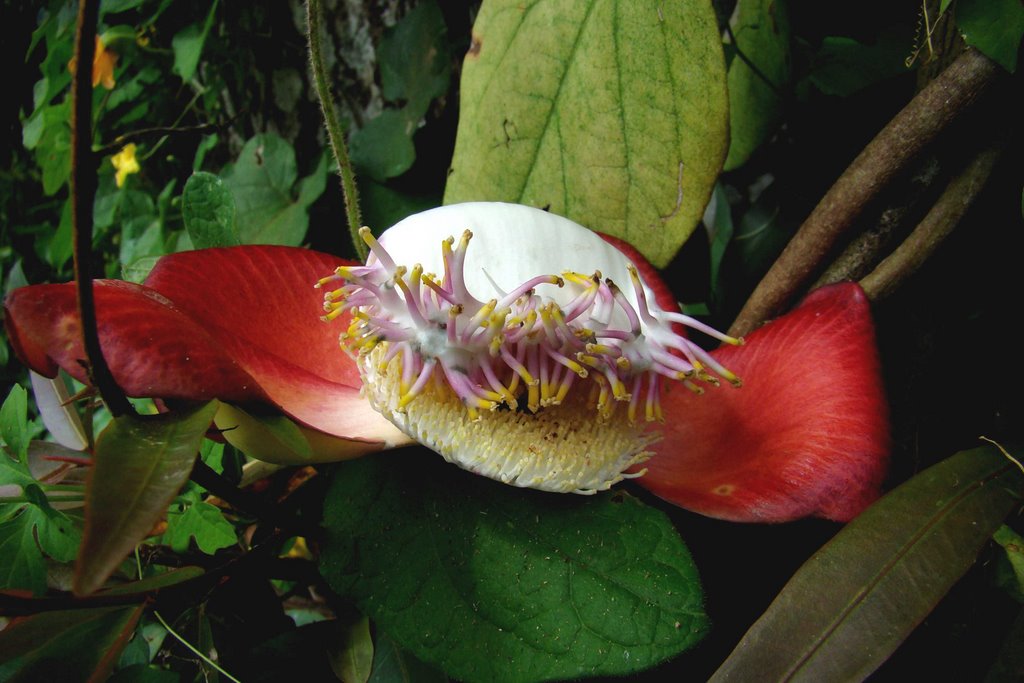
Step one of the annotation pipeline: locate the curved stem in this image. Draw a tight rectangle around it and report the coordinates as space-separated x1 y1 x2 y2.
307 0 367 261
859 145 1000 301
71 0 134 417
728 48 1001 337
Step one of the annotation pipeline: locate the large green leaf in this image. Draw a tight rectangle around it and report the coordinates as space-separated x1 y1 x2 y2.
320 452 708 683
74 401 218 595
723 0 791 170
0 511 47 595
0 605 144 682
709 444 1024 682
443 0 728 267
956 0 1024 73
222 134 327 245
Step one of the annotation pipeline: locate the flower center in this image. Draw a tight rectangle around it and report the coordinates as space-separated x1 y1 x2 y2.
315 203 743 493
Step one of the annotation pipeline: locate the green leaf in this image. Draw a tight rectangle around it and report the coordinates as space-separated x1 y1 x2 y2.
444 0 728 267
368 635 449 683
724 0 791 170
182 172 240 248
807 33 909 97
708 444 1024 683
74 401 219 595
956 0 1024 73
164 501 237 555
379 0 451 118
707 183 734 304
327 615 374 683
214 403 317 464
122 256 162 283
320 453 708 683
171 0 219 81
1 384 30 466
349 109 418 182
22 484 82 563
0 512 47 595
222 134 323 245
0 605 144 682
994 525 1024 602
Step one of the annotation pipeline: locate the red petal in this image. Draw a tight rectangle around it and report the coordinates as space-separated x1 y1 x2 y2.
4 247 399 443
637 283 889 522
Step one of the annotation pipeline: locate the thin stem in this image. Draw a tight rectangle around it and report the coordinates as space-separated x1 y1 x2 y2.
860 145 1000 300
728 48 1001 337
154 610 242 683
307 0 367 261
71 0 134 417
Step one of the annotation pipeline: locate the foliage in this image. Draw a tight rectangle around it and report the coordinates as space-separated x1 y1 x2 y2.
0 0 1021 682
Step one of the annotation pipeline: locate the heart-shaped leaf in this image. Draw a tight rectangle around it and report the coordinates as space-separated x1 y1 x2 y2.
73 401 218 595
320 452 708 683
444 0 728 267
709 443 1024 682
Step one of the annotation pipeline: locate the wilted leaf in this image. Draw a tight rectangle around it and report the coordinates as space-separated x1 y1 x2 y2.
74 401 218 595
709 444 1024 683
956 0 1024 73
444 0 728 267
29 371 88 451
182 171 240 248
0 605 144 682
321 452 708 683
222 134 326 245
724 0 791 170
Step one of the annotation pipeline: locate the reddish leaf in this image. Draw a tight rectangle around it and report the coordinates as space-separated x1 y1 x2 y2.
638 283 889 522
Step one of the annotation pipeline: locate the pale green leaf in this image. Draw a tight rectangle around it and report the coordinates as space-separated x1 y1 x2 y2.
327 615 374 683
1 384 30 467
171 0 218 81
164 501 237 555
0 512 47 595
321 452 708 683
444 0 728 267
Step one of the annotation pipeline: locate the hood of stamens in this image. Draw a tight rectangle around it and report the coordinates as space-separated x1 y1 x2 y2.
317 202 742 494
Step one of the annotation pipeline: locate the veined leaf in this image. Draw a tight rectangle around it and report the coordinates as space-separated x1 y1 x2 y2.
320 452 708 683
73 401 218 595
444 0 728 267
709 444 1024 682
182 172 240 249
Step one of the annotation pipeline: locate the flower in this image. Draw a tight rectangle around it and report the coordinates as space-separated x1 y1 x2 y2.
68 36 117 90
111 144 140 188
3 203 888 522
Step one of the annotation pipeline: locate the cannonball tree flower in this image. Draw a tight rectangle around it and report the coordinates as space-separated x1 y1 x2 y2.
3 203 888 522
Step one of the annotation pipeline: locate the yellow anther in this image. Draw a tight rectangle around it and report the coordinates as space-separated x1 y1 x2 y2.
458 229 473 251
616 357 631 371
320 308 347 322
527 381 540 413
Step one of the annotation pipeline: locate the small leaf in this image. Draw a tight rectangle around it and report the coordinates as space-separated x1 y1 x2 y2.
807 33 909 97
23 484 82 563
349 110 418 182
121 256 162 283
724 0 791 170
171 0 218 81
956 0 1024 73
327 615 374 683
321 452 708 683
993 524 1024 602
182 172 240 248
74 401 218 595
709 444 1024 682
1 384 31 474
378 0 450 118
444 0 728 267
0 605 144 682
163 501 237 555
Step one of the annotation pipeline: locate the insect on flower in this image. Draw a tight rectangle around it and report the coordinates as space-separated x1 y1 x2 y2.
316 202 744 494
